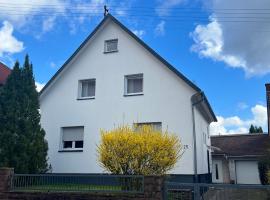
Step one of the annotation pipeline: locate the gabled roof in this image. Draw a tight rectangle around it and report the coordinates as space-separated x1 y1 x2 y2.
211 134 270 157
39 14 216 122
0 62 11 85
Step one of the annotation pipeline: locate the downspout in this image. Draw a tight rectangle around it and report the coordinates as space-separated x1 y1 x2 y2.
191 92 205 184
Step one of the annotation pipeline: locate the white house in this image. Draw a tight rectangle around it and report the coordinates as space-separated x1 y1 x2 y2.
39 14 216 182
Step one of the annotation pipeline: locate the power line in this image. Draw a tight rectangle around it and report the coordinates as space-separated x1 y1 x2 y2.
0 3 270 11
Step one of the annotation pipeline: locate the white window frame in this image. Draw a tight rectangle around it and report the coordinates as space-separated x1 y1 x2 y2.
124 74 143 96
60 126 84 151
78 79 96 99
104 39 118 53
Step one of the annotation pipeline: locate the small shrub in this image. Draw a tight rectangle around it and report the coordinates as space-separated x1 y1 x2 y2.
258 161 268 185
97 125 183 175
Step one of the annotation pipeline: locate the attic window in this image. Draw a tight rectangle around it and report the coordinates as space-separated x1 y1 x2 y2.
104 39 118 53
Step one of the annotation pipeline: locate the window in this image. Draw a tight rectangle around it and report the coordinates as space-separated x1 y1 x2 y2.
61 126 84 151
78 79 95 99
215 164 219 180
104 39 118 53
134 122 162 131
125 74 143 95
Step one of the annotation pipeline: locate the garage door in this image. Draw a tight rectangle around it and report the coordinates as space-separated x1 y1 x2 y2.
235 160 261 184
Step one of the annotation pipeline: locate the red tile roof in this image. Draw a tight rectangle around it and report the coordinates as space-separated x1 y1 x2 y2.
0 62 11 85
211 134 270 157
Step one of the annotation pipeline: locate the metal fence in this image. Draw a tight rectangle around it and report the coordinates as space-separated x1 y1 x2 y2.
11 174 144 193
165 182 270 200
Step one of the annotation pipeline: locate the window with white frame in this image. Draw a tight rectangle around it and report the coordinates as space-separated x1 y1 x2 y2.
78 79 95 99
61 126 84 150
104 39 118 53
134 122 162 131
125 74 143 95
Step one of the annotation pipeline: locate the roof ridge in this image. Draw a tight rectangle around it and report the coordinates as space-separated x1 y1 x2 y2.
211 133 268 137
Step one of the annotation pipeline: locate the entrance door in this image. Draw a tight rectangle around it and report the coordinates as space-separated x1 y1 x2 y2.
212 160 223 183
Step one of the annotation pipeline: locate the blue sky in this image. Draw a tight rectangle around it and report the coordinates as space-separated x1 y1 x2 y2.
0 0 269 135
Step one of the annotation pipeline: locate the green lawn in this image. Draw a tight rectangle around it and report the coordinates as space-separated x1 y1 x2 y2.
13 184 122 192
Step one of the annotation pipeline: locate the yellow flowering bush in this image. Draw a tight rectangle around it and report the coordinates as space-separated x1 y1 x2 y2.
97 125 183 175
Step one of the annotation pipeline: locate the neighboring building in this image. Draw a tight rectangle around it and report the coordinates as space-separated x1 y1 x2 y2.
211 134 269 184
0 62 11 86
211 84 270 185
39 14 216 182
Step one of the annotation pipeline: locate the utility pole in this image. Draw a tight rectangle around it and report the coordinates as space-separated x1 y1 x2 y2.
104 5 109 17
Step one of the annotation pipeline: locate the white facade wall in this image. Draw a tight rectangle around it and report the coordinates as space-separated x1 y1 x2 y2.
40 19 211 175
194 108 211 174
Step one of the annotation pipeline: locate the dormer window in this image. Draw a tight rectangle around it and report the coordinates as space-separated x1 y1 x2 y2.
104 39 118 53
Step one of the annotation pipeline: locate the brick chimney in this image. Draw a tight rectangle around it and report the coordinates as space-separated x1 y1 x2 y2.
266 83 270 135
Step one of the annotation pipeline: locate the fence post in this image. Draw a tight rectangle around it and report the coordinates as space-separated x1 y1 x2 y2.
144 176 165 200
194 183 200 200
0 168 14 192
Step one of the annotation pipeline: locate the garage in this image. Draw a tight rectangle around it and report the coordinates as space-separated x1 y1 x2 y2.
235 160 261 184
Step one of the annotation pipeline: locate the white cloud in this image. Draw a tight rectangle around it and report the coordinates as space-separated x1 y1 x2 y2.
210 104 267 135
155 20 166 36
191 18 246 69
42 16 56 33
0 1 138 36
156 0 186 16
0 21 24 56
50 62 56 68
0 0 66 27
237 102 248 110
35 82 45 92
132 30 145 38
191 0 270 76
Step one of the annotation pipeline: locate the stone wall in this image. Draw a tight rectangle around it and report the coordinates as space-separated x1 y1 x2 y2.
0 168 166 200
0 168 13 193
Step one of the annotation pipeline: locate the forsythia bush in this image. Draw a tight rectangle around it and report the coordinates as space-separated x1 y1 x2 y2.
97 125 183 175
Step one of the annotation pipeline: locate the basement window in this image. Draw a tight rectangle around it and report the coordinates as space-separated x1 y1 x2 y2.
104 39 118 53
134 122 162 132
61 126 84 151
124 74 143 96
78 79 95 99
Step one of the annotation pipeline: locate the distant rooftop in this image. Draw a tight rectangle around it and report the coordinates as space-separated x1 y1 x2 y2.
0 62 11 85
211 133 270 157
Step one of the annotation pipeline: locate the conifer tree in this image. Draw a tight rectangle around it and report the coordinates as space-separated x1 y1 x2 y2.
249 124 263 134
0 55 48 173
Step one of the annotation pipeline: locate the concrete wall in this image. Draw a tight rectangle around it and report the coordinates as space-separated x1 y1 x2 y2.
40 17 211 175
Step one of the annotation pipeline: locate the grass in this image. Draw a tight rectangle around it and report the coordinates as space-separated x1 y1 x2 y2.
13 184 122 192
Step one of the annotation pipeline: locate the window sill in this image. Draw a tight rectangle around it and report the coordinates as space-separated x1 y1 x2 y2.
77 97 95 100
124 93 144 97
58 150 83 153
103 50 118 54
